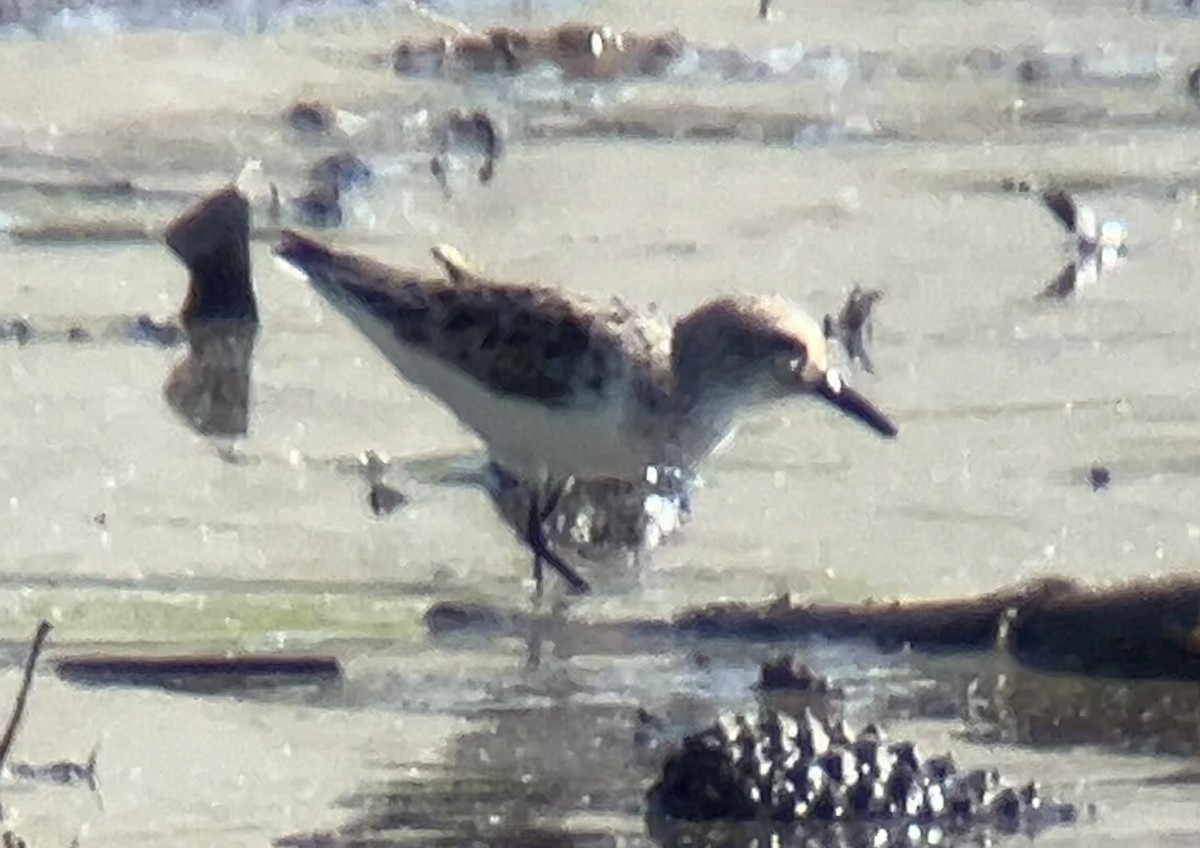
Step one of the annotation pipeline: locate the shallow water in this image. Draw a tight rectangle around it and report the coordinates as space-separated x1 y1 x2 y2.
1 0 1200 844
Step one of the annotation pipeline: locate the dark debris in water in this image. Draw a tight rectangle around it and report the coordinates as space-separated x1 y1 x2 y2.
1087 466 1112 490
758 654 838 693
0 314 182 347
54 653 342 696
647 708 1077 845
823 284 884 375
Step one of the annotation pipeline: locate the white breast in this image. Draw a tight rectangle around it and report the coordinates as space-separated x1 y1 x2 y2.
345 309 661 482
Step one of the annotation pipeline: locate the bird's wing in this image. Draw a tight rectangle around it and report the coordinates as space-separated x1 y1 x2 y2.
275 230 639 409
1041 189 1077 233
1037 262 1078 299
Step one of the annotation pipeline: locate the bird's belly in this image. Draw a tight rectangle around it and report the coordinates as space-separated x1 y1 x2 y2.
376 335 656 482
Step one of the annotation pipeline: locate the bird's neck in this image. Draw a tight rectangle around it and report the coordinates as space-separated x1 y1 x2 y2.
660 380 745 473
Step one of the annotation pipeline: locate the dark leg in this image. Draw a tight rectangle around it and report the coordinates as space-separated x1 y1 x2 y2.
430 155 452 200
525 484 591 598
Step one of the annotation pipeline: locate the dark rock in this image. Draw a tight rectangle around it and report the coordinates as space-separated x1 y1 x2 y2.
126 314 184 347
424 601 507 636
284 100 335 135
161 185 260 440
293 181 342 228
758 654 833 692
308 153 373 190
368 483 407 517
0 319 33 345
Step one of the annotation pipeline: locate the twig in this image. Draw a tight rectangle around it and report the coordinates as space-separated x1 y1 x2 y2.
0 622 53 773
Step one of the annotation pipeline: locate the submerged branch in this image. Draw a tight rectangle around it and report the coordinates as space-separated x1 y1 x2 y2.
0 621 53 773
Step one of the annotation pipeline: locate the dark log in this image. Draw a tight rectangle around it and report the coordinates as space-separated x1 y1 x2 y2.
1006 576 1200 680
54 654 341 692
671 577 1081 651
426 575 1200 682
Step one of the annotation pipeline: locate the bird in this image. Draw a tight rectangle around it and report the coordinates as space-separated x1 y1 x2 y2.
272 232 899 598
1037 188 1128 300
822 284 883 374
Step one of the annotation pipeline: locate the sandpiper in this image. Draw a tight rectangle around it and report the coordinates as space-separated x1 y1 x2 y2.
273 233 898 595
1037 188 1128 299
822 284 883 374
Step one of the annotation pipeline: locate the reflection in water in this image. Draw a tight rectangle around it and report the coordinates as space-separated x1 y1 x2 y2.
968 652 1200 756
269 647 1100 848
277 700 659 848
270 641 1023 848
163 319 259 440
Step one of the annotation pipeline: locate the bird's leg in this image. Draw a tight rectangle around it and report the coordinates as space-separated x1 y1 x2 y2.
525 481 590 604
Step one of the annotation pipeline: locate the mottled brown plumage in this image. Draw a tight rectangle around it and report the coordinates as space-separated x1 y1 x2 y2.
278 232 669 414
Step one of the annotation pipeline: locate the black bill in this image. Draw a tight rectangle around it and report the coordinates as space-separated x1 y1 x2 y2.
816 373 898 438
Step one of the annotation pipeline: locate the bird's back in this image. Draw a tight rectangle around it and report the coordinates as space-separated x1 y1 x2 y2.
277 232 676 479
